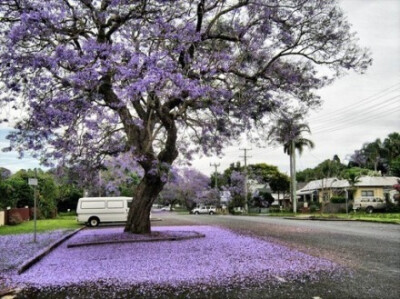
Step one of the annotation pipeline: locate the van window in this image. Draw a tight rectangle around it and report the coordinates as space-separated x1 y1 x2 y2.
107 200 124 209
81 201 105 209
127 200 133 208
361 190 374 197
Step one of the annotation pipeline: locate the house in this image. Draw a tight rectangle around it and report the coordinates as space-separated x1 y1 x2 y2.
297 176 400 205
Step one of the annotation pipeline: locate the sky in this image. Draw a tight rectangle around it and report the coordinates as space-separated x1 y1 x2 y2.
0 0 399 176
190 0 400 176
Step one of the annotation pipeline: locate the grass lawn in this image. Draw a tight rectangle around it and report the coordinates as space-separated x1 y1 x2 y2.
0 214 82 235
266 211 400 224
337 212 400 223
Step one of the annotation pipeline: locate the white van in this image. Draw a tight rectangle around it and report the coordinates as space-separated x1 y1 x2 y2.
76 197 133 227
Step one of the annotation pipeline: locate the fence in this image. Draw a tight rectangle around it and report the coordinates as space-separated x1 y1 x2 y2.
4 207 31 225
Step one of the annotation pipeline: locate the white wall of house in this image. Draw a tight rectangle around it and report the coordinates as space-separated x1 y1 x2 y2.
0 211 5 226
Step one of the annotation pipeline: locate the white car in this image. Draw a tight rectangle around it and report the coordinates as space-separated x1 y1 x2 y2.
191 206 216 215
353 197 386 213
160 206 174 211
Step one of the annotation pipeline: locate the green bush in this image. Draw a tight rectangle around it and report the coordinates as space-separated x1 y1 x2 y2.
8 213 23 225
330 196 346 204
385 202 400 213
310 205 318 213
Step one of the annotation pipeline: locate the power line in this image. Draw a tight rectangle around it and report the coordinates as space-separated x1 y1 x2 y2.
312 105 400 134
309 82 400 121
312 95 400 128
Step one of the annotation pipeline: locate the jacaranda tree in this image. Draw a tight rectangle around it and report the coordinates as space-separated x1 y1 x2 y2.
0 0 371 233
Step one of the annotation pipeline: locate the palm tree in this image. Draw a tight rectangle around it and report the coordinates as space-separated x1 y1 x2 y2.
344 172 361 216
268 112 314 213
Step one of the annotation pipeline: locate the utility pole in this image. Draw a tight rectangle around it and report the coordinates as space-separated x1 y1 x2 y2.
99 170 102 197
28 169 38 243
290 140 297 213
210 163 220 189
240 148 252 213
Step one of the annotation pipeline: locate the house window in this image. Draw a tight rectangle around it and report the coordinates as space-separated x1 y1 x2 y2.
361 190 374 197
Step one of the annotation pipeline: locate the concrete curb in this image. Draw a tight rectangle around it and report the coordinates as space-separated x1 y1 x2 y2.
18 226 85 274
284 217 355 221
283 217 399 224
67 231 205 248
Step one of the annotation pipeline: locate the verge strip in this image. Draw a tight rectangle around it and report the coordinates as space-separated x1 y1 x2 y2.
18 226 86 274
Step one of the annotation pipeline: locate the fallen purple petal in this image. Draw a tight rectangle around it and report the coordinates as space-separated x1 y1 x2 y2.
0 230 72 272
6 226 342 291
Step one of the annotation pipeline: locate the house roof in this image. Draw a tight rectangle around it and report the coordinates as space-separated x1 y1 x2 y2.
299 176 399 192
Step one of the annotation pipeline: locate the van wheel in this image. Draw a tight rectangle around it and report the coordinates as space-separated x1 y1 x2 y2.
209 211 214 215
365 206 374 214
88 217 100 227
195 211 199 215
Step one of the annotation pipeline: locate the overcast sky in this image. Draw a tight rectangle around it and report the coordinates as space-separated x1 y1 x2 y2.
190 0 400 176
0 0 399 176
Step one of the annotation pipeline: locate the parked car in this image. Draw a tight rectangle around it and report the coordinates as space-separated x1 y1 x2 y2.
191 206 216 215
160 206 174 211
353 197 386 213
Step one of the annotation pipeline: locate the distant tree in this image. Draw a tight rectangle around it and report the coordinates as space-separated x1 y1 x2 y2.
296 168 317 182
252 190 274 208
383 133 400 174
269 172 290 199
348 133 400 174
5 171 34 208
57 184 83 212
160 167 210 210
333 155 341 164
118 173 141 197
363 139 385 172
0 167 11 180
340 167 369 179
316 159 346 178
390 157 400 177
348 150 367 168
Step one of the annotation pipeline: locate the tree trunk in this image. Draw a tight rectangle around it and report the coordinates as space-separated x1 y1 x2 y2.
124 173 165 234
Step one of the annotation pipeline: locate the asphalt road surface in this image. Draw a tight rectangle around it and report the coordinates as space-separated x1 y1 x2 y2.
153 213 400 299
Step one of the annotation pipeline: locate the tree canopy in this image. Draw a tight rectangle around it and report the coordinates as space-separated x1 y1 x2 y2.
0 0 371 233
348 132 400 175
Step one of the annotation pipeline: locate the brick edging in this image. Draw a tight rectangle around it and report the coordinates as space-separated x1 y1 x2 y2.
18 226 86 274
67 231 205 248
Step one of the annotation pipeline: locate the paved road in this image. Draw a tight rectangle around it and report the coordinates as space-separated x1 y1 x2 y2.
154 213 400 299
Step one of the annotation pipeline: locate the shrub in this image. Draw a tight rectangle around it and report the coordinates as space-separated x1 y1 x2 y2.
310 205 317 213
385 202 400 213
8 213 23 225
330 196 346 204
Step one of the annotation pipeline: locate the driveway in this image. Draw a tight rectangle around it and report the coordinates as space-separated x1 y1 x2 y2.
154 213 400 299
